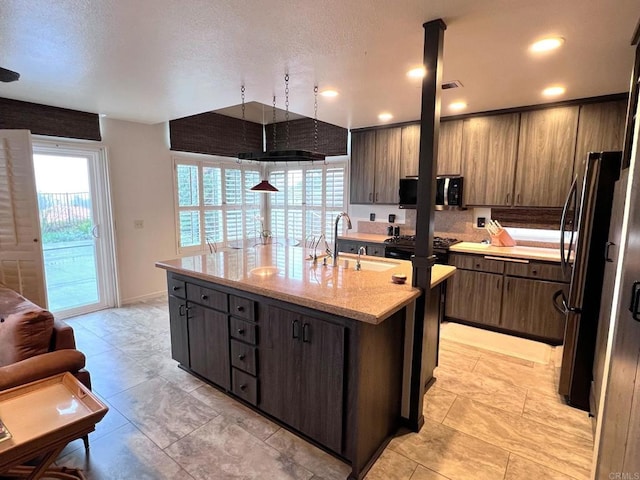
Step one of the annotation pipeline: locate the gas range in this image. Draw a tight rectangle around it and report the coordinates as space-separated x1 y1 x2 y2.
383 235 461 263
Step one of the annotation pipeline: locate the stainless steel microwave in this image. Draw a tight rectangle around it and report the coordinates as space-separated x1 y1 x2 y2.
398 176 464 210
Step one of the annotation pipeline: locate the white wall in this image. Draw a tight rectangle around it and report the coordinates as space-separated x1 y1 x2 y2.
101 118 175 304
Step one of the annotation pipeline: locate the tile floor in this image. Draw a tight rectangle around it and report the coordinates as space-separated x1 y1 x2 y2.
43 298 593 480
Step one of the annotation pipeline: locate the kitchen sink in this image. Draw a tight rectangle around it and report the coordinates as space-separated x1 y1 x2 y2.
338 258 399 272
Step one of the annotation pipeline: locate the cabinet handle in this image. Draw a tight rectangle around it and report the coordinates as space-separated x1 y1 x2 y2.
506 193 510 204
532 269 538 275
517 193 521 205
375 192 379 202
236 305 245 312
630 281 640 321
201 294 208 301
292 319 300 339
238 354 246 360
506 279 510 291
369 193 373 202
239 384 247 391
179 304 185 316
172 285 180 291
475 263 481 269
302 323 310 343
605 242 615 262
237 328 245 335
497 278 500 290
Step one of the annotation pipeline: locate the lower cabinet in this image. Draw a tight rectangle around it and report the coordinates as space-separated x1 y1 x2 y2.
337 239 386 257
445 253 568 344
260 305 345 453
168 295 189 366
187 303 230 390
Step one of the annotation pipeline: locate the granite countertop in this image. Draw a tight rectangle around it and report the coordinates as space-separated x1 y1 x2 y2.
156 246 456 325
337 232 390 243
449 242 563 262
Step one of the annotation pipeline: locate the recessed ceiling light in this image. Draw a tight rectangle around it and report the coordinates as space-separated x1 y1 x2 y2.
449 101 467 111
320 89 338 97
407 67 426 79
542 85 566 97
530 37 565 53
378 112 393 121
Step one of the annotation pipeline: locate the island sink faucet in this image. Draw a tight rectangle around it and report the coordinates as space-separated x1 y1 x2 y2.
332 212 352 267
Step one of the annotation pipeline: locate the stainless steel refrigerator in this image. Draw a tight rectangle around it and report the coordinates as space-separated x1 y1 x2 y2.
553 151 622 411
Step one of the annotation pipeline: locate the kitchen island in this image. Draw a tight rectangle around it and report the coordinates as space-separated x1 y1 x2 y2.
156 245 455 480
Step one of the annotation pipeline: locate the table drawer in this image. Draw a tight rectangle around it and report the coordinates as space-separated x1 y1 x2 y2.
504 261 568 282
186 284 227 311
168 276 186 299
449 253 504 274
230 295 255 321
230 339 257 375
232 368 258 405
230 318 257 345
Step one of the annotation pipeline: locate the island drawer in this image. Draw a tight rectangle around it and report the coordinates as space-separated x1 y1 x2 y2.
186 284 227 311
232 368 258 405
449 253 504 274
168 276 186 299
504 261 568 282
230 295 256 321
230 318 257 345
230 339 257 375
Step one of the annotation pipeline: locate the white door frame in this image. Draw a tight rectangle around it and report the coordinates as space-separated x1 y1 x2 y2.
32 137 118 317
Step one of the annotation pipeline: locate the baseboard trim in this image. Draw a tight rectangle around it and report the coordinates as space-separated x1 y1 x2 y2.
119 290 166 306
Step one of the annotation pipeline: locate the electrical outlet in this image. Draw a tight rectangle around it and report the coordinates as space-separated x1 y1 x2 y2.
134 220 144 229
477 217 486 228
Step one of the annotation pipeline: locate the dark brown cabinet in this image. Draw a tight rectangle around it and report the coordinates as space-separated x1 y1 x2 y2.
501 277 566 342
445 269 503 327
260 306 345 453
400 124 420 178
515 106 579 207
350 128 400 204
336 239 385 257
187 303 230 389
462 113 519 206
168 295 189 366
399 120 463 178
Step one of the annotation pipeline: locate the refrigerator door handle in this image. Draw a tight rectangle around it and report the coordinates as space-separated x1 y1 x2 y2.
560 177 577 276
552 289 567 315
629 281 640 321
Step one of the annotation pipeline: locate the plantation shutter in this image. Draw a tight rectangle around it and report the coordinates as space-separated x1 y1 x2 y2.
0 130 47 306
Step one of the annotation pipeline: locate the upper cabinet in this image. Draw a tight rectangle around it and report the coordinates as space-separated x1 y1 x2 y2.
350 128 400 204
574 101 627 181
462 113 519 206
515 106 579 207
399 120 463 178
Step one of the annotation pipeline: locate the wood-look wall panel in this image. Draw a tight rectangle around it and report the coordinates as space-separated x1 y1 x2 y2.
515 106 579 207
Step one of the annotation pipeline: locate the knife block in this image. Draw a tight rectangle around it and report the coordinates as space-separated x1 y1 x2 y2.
490 229 516 247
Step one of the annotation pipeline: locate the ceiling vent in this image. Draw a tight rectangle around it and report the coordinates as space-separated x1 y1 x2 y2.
0 67 20 82
442 80 463 90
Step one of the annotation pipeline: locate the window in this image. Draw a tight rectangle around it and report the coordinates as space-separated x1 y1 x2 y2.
266 162 347 242
174 157 262 253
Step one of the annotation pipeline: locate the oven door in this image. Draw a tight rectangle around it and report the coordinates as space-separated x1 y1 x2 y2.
384 246 414 260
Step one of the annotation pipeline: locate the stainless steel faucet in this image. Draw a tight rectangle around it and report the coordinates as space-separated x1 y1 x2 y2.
332 212 352 267
356 246 366 270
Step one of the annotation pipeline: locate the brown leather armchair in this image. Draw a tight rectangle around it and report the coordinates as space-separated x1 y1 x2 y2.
0 283 91 393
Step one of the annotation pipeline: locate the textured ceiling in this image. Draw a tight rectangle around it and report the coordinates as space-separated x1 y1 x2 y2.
0 0 638 128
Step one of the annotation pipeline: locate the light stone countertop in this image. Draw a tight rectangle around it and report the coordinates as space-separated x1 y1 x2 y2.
449 242 563 262
156 246 456 325
338 232 390 243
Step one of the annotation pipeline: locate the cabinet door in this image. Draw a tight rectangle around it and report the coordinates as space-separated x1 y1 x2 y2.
298 315 345 453
350 131 376 204
445 269 503 327
374 128 401 204
501 277 566 342
187 303 230 389
462 113 519 206
168 295 189 366
400 124 420 178
259 306 302 428
574 101 627 182
437 120 463 176
515 106 579 207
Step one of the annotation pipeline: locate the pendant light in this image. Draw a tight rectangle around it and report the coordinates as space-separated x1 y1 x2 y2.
241 85 279 192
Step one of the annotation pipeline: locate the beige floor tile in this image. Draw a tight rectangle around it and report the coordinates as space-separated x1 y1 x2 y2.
472 354 557 396
443 397 593 480
437 345 479 372
434 366 527 414
364 449 417 480
423 386 457 423
523 390 593 441
165 415 313 480
410 465 450 480
265 428 351 480
505 454 578 480
389 418 509 480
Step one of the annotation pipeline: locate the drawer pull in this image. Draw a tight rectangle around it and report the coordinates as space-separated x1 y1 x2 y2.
483 256 529 264
239 384 247 391
237 328 245 335
236 305 245 312
238 354 246 360
532 269 538 275
475 263 481 268
201 294 208 300
172 285 180 291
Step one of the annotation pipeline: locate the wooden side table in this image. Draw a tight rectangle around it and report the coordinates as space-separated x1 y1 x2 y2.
0 373 108 479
